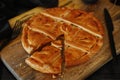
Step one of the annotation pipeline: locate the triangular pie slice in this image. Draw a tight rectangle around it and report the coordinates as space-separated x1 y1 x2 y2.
60 23 103 53
21 25 52 54
24 13 63 40
25 45 62 74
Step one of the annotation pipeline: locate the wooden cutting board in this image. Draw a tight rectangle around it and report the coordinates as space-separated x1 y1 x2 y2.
0 0 120 80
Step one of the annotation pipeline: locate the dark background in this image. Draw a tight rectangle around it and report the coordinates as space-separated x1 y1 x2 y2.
0 0 120 80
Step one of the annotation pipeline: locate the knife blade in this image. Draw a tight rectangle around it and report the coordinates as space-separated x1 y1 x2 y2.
104 8 117 62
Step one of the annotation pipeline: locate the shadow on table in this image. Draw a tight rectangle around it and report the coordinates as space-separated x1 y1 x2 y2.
86 54 120 80
0 59 16 80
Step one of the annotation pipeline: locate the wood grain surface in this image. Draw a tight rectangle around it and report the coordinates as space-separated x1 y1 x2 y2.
0 0 120 80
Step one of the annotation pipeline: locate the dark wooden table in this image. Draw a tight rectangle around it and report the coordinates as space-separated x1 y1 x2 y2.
0 59 16 80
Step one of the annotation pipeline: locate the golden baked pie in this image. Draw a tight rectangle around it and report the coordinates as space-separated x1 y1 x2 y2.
21 7 104 74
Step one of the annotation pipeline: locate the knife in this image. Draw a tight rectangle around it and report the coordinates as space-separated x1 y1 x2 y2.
104 8 117 62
